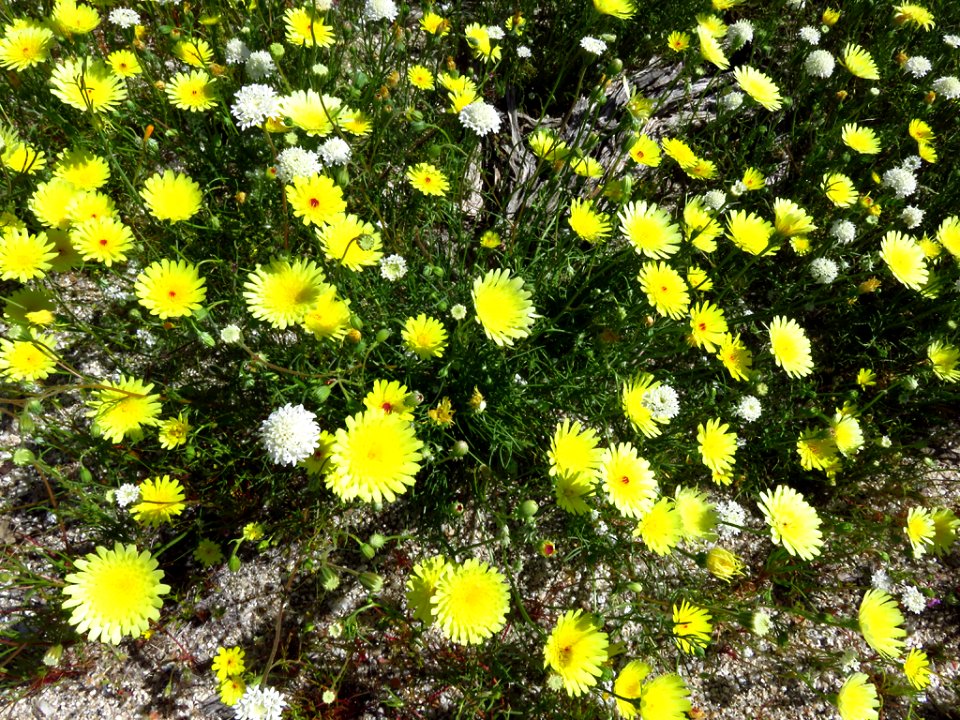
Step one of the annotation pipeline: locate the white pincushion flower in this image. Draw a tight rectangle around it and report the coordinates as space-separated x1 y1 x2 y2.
944 34 960 49
871 569 892 590
319 137 351 166
809 257 839 284
716 499 747 537
703 190 727 210
226 38 250 65
734 395 762 423
798 26 820 45
220 324 243 344
450 304 467 321
804 50 835 78
579 36 607 55
517 45 531 59
901 206 924 229
231 85 280 130
487 26 505 40
933 75 960 99
276 147 322 182
641 384 680 420
261 404 321 466
459 101 501 136
363 0 398 22
234 685 288 720
727 20 754 49
115 483 141 508
720 91 744 111
904 56 932 78
830 219 856 245
379 254 407 281
901 585 926 614
245 50 276 81
108 8 140 28
882 167 918 198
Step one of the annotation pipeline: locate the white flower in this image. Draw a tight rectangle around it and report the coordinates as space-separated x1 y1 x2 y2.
904 56 932 78
932 75 960 99
276 147 322 183
944 34 960 49
716 499 747 537
901 155 923 171
882 167 918 198
804 49 835 78
319 137 351 166
486 25 505 40
245 50 276 81
703 189 727 210
641 384 680 420
798 26 821 45
379 254 407 281
751 609 772 637
901 206 924 229
517 45 531 59
734 395 762 423
727 20 754 49
234 685 288 720
261 404 321 466
226 38 250 65
809 257 839 284
720 91 744 111
363 0 398 22
231 85 280 130
730 180 748 197
459 101 501 136
220 324 243 344
901 585 927 614
871 569 892 591
839 649 861 673
115 483 141 508
830 219 856 245
579 36 607 55
108 8 140 28
450 304 467 321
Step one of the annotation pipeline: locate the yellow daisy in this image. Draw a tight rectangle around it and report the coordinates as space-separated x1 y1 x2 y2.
841 124 881 155
543 609 609 696
768 316 814 378
165 70 216 112
406 163 449 197
301 283 352 341
283 7 335 47
0 228 57 282
618 201 682 259
568 199 612 244
598 443 658 519
880 231 928 290
858 588 906 658
633 497 683 555
757 485 823 560
402 314 448 359
0 334 58 382
50 58 127 113
286 174 346 227
688 301 728 353
131 475 186 527
134 259 206 320
69 217 134 266
243 258 326 329
842 43 880 80
673 600 712 654
733 66 782 111
432 559 510 645
87 375 163 443
317 213 383 271
140 171 203 223
471 268 537 346
636 261 690 319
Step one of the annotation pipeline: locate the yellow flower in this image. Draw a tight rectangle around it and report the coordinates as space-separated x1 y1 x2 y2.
741 167 766 191
131 475 186 527
928 340 960 382
683 200 721 252
697 25 729 70
30 180 77 228
639 674 691 720
67 190 115 225
674 486 717 541
471 269 537 346
432 559 510 645
219 677 246 706
706 547 745 581
673 600 712 654
54 149 110 190
406 162 449 197
549 420 603 484
627 134 662 167
0 23 54 71
405 555 450 624
716 333 753 382
283 7 335 47
661 138 698 169
555 472 594 515
0 228 57 282
758 485 823 560
175 38 212 67
666 31 690 52
613 660 650 718
166 70 216 111
327 409 424 504
2 140 46 174
568 198 612 243
570 155 603 178
935 216 960 257
842 44 880 80
894 4 935 30
837 673 879 720
822 173 859 207
857 368 877 387
905 507 936 556
908 118 935 143
880 231 928 290
244 258 326 329
697 417 737 475
618 201 682 259
773 199 816 237
317 213 383 271
592 0 636 20
768 316 814 378
733 66 782 111
69 217 134 266
686 265 712 292
407 64 434 90
796 429 840 473
598 443 658 519
464 23 500 63
0 334 58 382
363 380 413 422
841 124 881 154
140 171 202 223
930 507 959 555
134 259 206 319
50 58 127 113
428 397 455 425
633 497 683 555
212 646 246 683
62 543 169 645
726 210 777 255
822 7 841 25
858 588 906 658
688 301 728 353
287 173 346 226
543 609 609 696
636 261 690 319
420 11 450 35
480 230 501 248
278 90 341 136
158 413 190 449
903 648 932 690
621 374 667 438
52 0 100 35
528 129 569 162
107 50 141 77
402 314 448 360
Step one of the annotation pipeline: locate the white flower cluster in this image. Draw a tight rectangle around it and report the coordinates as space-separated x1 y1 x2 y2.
225 38 250 65
932 75 960 99
579 36 607 55
901 205 925 229
809 257 839 284
798 26 820 45
904 56 932 79
882 166 918 198
319 137 351 166
231 85 280 130
517 45 531 59
246 50 277 81
703 190 726 210
901 585 927 614
108 8 140 28
720 91 744 111
944 34 960 49
486 25 505 41
641 384 680 420
261 404 321 466
379 254 407 281
804 49 835 78
459 101 501 136
727 20 754 49
234 685 287 720
734 395 762 423
450 304 468 321
115 483 141 508
276 147 322 182
716 499 747 538
363 0 398 22
830 219 856 245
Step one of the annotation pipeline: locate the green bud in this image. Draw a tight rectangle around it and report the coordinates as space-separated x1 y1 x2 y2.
269 42 285 59
12 448 35 466
358 572 384 594
18 413 35 434
228 554 241 572
375 329 391 343
360 543 376 559
320 566 340 591
78 465 93 483
42 644 63 667
197 331 215 347
607 58 624 74
451 440 469 457
519 500 539 518
368 533 386 549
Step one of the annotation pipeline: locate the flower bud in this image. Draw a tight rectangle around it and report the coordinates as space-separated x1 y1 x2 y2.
359 572 384 594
